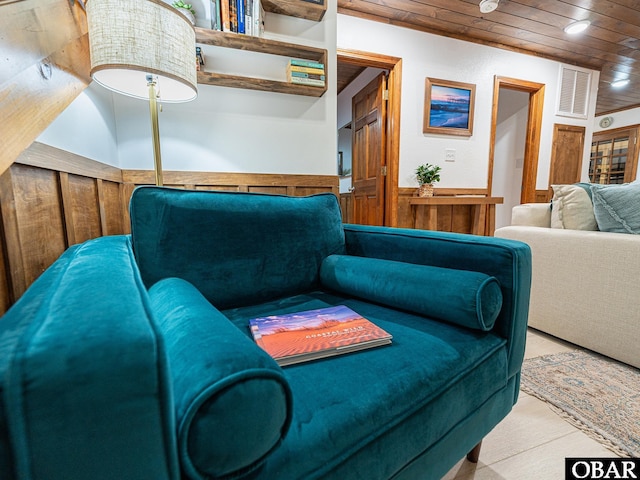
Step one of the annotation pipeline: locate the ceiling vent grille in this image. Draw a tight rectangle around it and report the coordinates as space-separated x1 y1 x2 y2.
557 65 591 118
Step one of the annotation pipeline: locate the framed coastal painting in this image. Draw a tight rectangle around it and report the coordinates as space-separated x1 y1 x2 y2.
423 78 476 136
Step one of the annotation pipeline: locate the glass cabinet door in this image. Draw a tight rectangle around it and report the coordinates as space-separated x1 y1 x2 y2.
590 127 639 184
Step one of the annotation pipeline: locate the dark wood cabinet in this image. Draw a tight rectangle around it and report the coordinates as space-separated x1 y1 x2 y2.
589 126 640 184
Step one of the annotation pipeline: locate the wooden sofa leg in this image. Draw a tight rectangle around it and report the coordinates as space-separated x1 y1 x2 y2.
466 441 482 463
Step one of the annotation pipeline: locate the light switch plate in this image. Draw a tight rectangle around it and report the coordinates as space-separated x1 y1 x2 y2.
445 149 456 162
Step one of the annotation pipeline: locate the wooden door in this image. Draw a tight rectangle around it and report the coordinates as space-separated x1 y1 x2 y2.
549 124 585 189
351 73 386 226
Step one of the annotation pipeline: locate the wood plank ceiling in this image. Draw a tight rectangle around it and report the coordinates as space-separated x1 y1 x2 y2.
337 0 640 115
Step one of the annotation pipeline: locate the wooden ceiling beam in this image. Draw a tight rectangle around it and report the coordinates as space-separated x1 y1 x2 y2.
0 0 90 177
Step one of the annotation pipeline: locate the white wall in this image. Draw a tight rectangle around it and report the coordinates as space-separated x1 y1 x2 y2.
36 9 602 189
37 5 337 175
36 82 119 167
337 14 599 190
594 107 640 133
493 89 529 230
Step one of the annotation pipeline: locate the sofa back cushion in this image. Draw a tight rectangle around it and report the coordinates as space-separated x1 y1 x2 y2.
130 187 346 309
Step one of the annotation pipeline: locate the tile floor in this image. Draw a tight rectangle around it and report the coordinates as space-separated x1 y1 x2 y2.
442 328 619 480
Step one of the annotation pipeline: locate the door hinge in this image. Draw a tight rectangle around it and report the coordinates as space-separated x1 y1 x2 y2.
382 89 389 101
381 166 388 176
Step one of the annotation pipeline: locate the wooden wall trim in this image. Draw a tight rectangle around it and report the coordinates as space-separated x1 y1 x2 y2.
122 170 340 194
16 142 122 182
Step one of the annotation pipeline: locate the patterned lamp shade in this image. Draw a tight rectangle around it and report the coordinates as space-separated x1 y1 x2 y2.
87 0 197 103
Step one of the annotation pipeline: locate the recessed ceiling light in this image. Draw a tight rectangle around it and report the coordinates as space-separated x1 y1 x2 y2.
611 79 630 88
564 20 591 35
479 0 499 14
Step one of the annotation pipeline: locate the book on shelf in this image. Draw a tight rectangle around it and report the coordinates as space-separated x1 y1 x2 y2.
211 0 263 36
249 305 392 366
289 71 326 81
287 60 325 86
220 0 231 31
245 0 253 35
236 0 245 34
253 0 265 37
289 76 325 87
210 0 222 30
289 59 325 70
287 64 325 75
229 0 237 32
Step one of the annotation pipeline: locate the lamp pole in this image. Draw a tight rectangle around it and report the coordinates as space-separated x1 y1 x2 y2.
147 75 163 187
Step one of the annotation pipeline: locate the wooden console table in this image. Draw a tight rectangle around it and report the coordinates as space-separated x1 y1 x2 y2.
409 196 504 236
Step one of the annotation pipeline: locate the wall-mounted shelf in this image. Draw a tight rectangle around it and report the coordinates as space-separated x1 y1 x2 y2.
261 0 326 22
195 27 327 97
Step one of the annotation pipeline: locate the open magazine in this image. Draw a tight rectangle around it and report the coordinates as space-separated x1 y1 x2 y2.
249 305 392 366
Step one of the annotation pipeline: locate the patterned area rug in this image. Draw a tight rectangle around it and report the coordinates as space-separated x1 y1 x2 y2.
521 350 640 458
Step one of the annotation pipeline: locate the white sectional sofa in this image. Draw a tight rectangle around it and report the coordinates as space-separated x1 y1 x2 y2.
495 202 640 368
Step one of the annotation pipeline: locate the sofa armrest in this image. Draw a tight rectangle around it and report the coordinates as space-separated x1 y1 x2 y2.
343 225 532 378
511 203 551 227
495 225 640 368
0 236 179 480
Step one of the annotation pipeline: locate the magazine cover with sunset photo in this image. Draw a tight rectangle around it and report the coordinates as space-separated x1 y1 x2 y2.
249 305 392 366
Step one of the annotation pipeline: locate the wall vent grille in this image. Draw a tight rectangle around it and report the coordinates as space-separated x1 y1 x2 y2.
557 65 591 118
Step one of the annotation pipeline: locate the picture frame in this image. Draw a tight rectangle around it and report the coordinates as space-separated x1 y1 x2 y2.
423 78 476 137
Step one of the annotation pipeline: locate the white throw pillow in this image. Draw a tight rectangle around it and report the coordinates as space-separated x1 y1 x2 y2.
550 184 598 231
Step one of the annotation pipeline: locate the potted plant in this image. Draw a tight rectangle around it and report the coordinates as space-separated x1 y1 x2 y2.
415 163 441 197
172 0 196 24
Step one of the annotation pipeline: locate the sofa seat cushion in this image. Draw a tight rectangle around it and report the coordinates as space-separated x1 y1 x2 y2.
130 187 346 309
149 278 292 480
320 255 503 331
223 291 509 479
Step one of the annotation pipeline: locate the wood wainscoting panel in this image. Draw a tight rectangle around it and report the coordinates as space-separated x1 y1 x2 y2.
60 172 103 245
535 190 551 203
0 151 340 314
99 180 126 236
340 193 353 223
0 143 127 312
121 171 340 218
0 164 67 301
122 171 339 196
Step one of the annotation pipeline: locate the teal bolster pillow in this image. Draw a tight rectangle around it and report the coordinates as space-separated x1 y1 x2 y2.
320 255 503 331
148 278 292 480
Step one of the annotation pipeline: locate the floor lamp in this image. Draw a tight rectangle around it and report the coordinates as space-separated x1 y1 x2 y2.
87 0 198 186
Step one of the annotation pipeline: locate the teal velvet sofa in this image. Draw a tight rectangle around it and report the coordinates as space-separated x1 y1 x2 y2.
0 186 531 480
